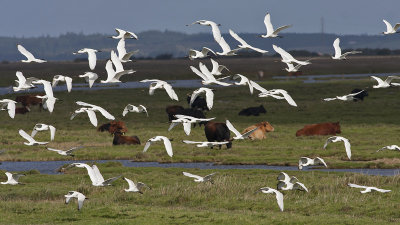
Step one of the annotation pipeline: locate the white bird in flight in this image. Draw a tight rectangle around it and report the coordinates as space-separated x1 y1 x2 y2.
188 20 222 43
65 191 88 210
298 157 327 170
210 59 229 76
257 187 284 211
71 101 115 127
348 183 391 194
260 13 292 38
182 140 230 148
73 48 100 70
233 74 255 94
229 29 268 53
117 38 139 63
190 87 214 110
190 63 231 86
19 129 48 146
169 115 215 135
188 47 216 60
284 62 304 72
382 19 400 35
68 163 121 186
140 79 179 101
183 172 217 183
110 50 135 77
332 38 361 60
143 136 173 157
1 172 25 185
31 79 57 113
111 28 138 39
323 90 365 102
13 71 38 92
101 59 133 83
46 146 83 156
226 120 258 140
79 72 98 88
276 172 308 192
377 145 400 152
0 99 16 119
258 89 298 107
273 45 311 66
370 75 400 88
17 44 46 63
31 123 56 141
216 36 240 56
323 136 351 160
70 107 98 126
52 75 73 92
123 177 150 194
122 104 148 117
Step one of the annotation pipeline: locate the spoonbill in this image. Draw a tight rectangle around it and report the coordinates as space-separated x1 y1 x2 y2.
73 48 100 70
65 191 88 210
260 13 292 38
183 172 216 183
143 136 173 157
323 136 351 160
332 38 361 60
123 177 150 193
348 183 391 193
257 187 284 211
17 44 46 63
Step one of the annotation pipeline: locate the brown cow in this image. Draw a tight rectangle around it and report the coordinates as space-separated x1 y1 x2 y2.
15 94 44 110
242 121 274 140
296 122 341 136
204 121 232 149
113 131 140 145
166 105 184 121
15 106 30 115
97 121 128 134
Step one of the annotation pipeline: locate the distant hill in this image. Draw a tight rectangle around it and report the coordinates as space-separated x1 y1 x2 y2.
1 31 400 61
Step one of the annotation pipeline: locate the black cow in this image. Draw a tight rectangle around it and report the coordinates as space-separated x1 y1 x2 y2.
187 95 209 111
204 121 232 149
238 105 266 116
351 89 368 102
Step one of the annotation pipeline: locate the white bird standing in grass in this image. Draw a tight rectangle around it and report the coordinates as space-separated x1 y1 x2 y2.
111 28 138 39
0 99 16 119
52 75 73 92
68 163 121 186
298 157 327 170
370 75 400 88
64 191 88 210
1 172 25 185
46 146 83 156
117 38 139 62
190 87 214 110
19 129 48 146
257 187 284 211
377 145 400 152
123 177 150 194
260 13 292 38
273 45 311 66
31 123 56 141
17 44 46 63
229 29 268 53
382 19 400 35
190 63 231 86
348 183 391 193
73 48 100 70
188 47 216 60
79 72 99 88
210 59 229 76
233 74 255 94
323 90 365 102
188 20 222 43
226 120 258 140
140 79 179 101
13 71 38 92
143 136 173 157
182 172 216 183
122 104 148 117
323 136 352 160
332 38 362 60
182 140 229 148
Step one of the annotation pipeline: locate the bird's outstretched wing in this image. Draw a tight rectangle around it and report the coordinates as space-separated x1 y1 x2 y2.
183 172 203 180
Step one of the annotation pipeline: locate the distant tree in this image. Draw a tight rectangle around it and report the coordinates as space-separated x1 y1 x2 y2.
155 53 173 60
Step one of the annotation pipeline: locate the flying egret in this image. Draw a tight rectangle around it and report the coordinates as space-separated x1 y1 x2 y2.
111 28 138 39
13 71 38 92
258 89 297 107
117 38 139 62
140 79 179 101
257 187 284 211
79 72 98 88
1 172 25 185
17 44 46 63
348 183 391 193
216 36 240 56
210 59 229 76
382 19 400 35
323 90 365 101
233 74 255 94
226 120 258 140
183 172 216 183
64 191 88 210
122 104 148 117
143 136 173 157
31 79 57 113
189 87 214 110
76 101 115 120
123 177 150 193
370 75 400 88
31 123 56 141
46 146 83 156
188 20 222 42
284 62 304 72
0 99 16 118
52 75 73 92
332 38 361 60
260 12 292 38
377 145 400 152
229 29 268 53
273 45 311 66
323 136 351 160
169 115 215 135
182 140 230 148
73 48 100 70
68 163 121 186
101 59 133 83
298 157 327 170
110 50 135 76
188 47 216 60
190 63 231 86
276 172 308 192
19 129 48 146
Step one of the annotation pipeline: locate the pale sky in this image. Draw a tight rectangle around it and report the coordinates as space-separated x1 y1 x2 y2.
1 0 399 37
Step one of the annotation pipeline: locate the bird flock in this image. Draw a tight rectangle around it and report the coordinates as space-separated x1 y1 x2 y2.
0 13 398 212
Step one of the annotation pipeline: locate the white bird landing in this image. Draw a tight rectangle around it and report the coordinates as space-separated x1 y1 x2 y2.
190 87 214 110
188 20 222 43
257 187 284 211
13 71 39 92
19 129 48 146
73 48 100 70
323 90 365 102
143 136 173 157
52 75 73 92
17 44 46 63
1 172 25 185
140 79 179 101
332 38 361 60
122 104 148 117
258 89 297 107
190 63 231 86
123 177 150 194
348 183 391 194
31 123 56 141
111 28 138 39
188 47 216 60
377 145 400 152
79 72 99 88
370 75 400 88
382 19 400 35
68 163 121 186
276 172 308 192
65 191 88 210
273 45 311 66
260 12 292 38
210 59 229 76
226 120 258 140
183 172 216 183
323 136 351 160
0 99 16 119
182 140 230 148
298 157 327 170
117 38 139 62
46 146 83 156
233 74 255 94
229 29 268 53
